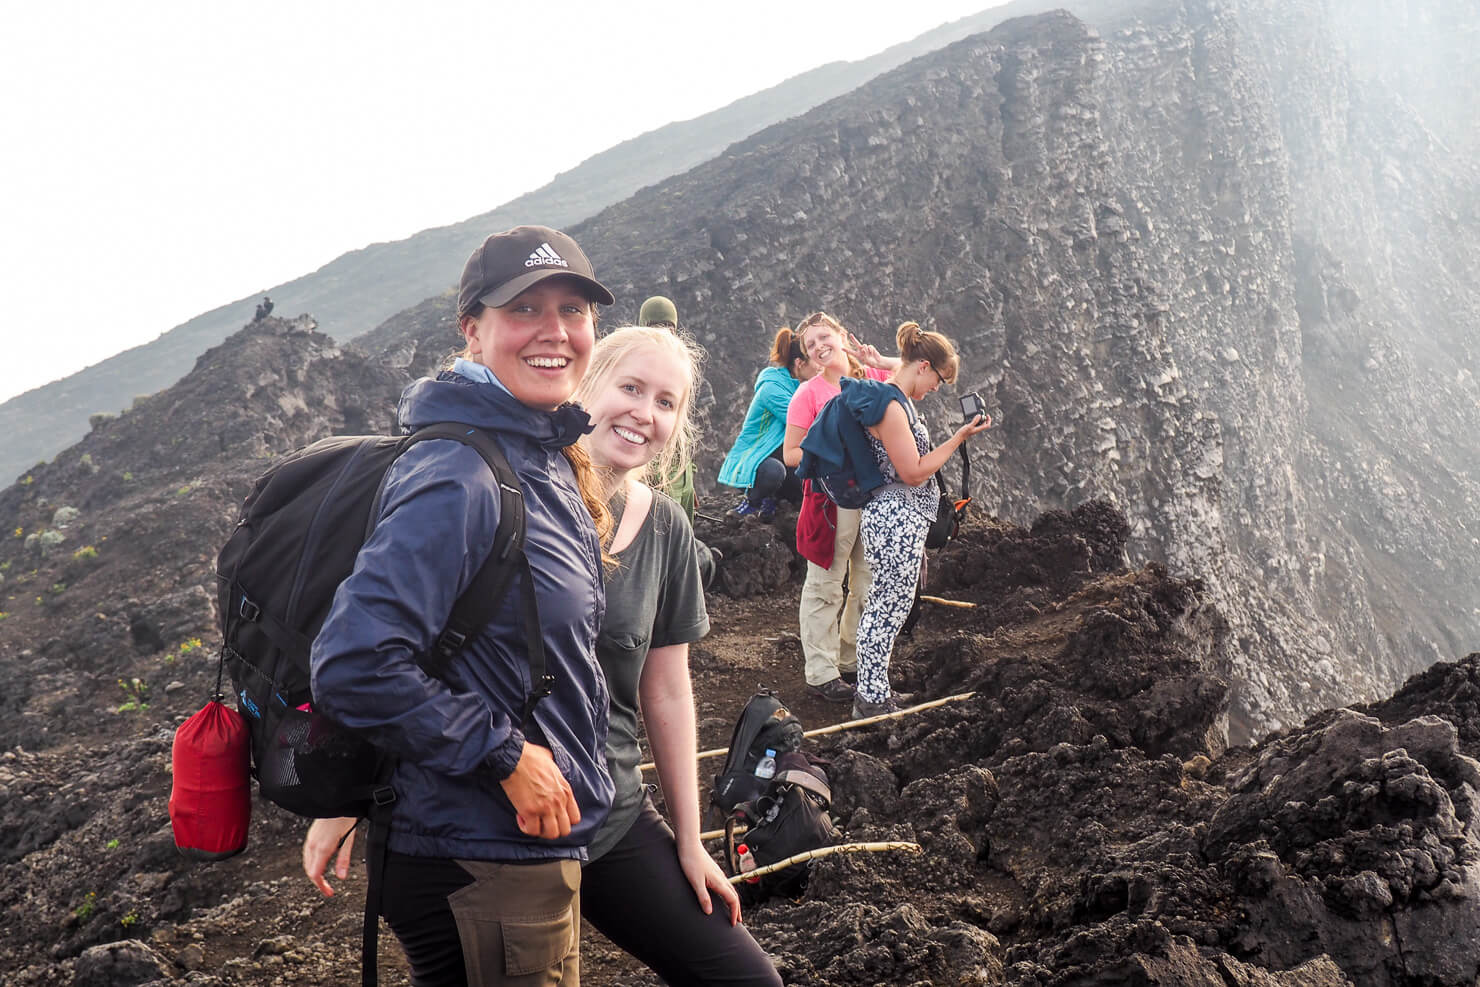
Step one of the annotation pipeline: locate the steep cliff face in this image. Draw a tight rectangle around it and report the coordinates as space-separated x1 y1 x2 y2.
1237 0 1480 698
363 0 1480 736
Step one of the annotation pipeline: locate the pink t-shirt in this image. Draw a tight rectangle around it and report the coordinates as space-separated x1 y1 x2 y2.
785 367 890 430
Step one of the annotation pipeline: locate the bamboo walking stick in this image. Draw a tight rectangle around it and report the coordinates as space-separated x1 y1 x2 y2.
728 841 923 884
918 594 975 609
803 691 976 739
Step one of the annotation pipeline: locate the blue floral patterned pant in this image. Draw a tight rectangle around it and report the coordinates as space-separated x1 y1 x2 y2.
856 496 929 703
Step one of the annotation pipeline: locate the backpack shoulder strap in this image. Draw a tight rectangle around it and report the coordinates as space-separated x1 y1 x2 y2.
774 767 832 806
391 423 551 721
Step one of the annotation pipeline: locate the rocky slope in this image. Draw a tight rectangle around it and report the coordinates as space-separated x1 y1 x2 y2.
1 315 1478 983
360 0 1479 737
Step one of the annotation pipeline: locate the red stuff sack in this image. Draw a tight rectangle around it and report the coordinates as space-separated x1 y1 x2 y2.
170 699 251 860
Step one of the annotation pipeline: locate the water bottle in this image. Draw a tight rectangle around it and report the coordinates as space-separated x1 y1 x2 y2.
754 748 777 780
736 843 759 883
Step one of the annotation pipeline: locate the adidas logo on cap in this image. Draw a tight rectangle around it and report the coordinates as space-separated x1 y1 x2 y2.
524 243 570 269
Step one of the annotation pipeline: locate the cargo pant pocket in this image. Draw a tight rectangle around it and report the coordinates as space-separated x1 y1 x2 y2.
449 858 581 986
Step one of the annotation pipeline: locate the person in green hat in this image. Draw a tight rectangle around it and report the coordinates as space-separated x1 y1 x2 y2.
638 296 718 588
638 295 679 330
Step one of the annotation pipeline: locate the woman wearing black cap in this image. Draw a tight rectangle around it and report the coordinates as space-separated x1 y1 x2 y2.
303 225 617 985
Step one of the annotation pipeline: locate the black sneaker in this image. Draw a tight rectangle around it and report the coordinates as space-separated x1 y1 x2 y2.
838 668 858 685
852 693 903 718
807 677 855 703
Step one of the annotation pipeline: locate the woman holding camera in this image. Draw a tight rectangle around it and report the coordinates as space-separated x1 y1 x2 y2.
851 321 990 719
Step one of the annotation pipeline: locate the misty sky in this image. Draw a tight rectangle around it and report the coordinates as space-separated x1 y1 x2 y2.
0 1 1002 406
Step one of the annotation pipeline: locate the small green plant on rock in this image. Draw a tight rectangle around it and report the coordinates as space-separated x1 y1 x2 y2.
74 892 96 921
116 677 148 712
72 545 98 561
106 838 120 850
167 637 205 664
120 911 138 928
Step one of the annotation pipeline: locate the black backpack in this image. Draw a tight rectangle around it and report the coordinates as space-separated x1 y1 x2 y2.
710 691 805 817
215 422 548 820
924 444 972 551
724 751 839 905
215 422 551 987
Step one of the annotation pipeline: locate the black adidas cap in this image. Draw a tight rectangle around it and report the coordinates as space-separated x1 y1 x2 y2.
457 225 615 316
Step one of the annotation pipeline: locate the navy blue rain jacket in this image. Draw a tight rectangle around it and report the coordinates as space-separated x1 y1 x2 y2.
796 377 907 494
310 371 613 861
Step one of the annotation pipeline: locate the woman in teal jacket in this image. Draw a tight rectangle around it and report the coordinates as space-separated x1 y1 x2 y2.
717 326 815 518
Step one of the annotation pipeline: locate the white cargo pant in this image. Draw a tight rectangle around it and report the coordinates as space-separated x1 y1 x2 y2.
798 506 873 686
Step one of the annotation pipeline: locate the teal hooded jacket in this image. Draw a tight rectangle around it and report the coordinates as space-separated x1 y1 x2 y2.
717 366 800 488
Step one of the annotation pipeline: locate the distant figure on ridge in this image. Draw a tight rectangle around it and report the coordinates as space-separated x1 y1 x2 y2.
253 295 273 321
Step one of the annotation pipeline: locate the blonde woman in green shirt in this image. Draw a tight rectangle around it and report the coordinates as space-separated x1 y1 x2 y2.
572 325 780 986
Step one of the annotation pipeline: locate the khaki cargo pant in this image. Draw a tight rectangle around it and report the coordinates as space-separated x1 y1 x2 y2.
448 858 581 986
798 505 872 686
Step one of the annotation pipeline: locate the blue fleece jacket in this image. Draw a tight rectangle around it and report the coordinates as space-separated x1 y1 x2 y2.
310 371 613 861
718 366 799 489
795 377 906 497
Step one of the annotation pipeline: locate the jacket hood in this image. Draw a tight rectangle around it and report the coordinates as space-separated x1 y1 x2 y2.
397 371 592 450
756 365 796 389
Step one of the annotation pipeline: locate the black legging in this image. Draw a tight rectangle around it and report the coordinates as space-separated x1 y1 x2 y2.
582 801 781 987
744 450 803 507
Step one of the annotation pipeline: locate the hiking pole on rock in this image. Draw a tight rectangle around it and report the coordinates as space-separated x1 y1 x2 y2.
806 691 977 738
726 841 923 884
918 594 975 609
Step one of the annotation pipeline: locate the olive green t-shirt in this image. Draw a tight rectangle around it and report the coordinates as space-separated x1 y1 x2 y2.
587 488 710 861
661 461 697 522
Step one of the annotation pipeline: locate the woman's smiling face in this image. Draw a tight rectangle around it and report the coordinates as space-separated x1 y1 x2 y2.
801 320 849 373
581 343 687 474
460 276 595 410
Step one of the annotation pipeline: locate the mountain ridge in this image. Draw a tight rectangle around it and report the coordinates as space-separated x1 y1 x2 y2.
0 4 1045 487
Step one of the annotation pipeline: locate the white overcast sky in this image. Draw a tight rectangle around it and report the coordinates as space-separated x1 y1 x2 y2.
0 1 1003 404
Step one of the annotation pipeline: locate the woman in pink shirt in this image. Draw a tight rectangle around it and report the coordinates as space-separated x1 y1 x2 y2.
782 312 896 703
